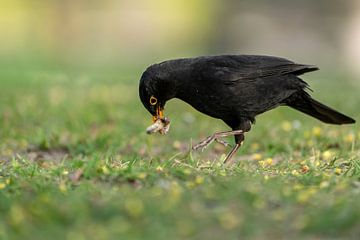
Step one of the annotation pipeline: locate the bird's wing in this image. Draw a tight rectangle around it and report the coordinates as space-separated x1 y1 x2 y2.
197 55 318 84
191 55 317 116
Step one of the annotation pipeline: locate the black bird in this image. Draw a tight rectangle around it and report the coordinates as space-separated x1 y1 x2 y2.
139 55 355 163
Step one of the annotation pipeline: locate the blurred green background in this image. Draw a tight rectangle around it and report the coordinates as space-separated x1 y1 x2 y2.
2 0 360 70
1 0 359 121
1 1 360 239
1 0 359 142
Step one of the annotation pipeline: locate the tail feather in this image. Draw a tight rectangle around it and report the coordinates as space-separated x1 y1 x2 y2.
287 93 355 125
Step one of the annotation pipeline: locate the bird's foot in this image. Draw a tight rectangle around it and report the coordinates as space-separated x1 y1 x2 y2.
192 135 214 152
215 138 232 148
192 130 243 152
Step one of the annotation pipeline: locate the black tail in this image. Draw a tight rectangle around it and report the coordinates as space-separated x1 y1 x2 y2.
287 92 355 125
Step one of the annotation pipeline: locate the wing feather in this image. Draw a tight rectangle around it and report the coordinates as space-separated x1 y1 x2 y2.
196 55 318 84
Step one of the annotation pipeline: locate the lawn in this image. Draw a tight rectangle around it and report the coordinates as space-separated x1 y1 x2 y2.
0 59 359 240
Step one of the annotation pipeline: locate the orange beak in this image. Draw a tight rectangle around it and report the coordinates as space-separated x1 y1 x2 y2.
152 105 164 122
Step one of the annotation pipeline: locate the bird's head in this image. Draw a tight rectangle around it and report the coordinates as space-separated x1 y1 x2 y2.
139 64 175 134
139 65 166 121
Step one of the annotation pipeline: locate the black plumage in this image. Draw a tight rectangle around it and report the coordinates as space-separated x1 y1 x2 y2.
139 55 355 162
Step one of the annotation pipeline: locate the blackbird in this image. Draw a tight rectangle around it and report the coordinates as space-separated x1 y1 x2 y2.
139 55 355 163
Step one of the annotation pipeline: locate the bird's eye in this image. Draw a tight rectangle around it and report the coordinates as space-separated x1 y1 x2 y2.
149 96 157 105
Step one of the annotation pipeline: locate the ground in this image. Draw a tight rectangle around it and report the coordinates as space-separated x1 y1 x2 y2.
0 60 359 240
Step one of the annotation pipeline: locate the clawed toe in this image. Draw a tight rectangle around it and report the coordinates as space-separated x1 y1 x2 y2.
215 138 232 148
193 133 233 152
192 136 213 151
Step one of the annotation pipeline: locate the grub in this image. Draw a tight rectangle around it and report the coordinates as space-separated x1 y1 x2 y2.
146 117 170 135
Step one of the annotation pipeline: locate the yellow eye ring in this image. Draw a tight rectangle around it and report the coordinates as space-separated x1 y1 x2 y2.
150 96 157 105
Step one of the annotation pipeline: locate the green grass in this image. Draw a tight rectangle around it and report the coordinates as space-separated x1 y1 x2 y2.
0 60 360 240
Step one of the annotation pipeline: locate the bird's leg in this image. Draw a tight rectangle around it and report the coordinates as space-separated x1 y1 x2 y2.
223 128 246 164
192 130 243 152
223 143 241 164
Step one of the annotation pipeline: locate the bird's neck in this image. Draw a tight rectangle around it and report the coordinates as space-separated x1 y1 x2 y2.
153 58 193 103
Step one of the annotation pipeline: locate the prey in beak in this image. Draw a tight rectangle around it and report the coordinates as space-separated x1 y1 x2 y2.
146 106 171 135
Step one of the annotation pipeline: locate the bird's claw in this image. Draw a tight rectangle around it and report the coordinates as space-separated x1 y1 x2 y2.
192 134 232 152
192 136 213 152
215 138 232 148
